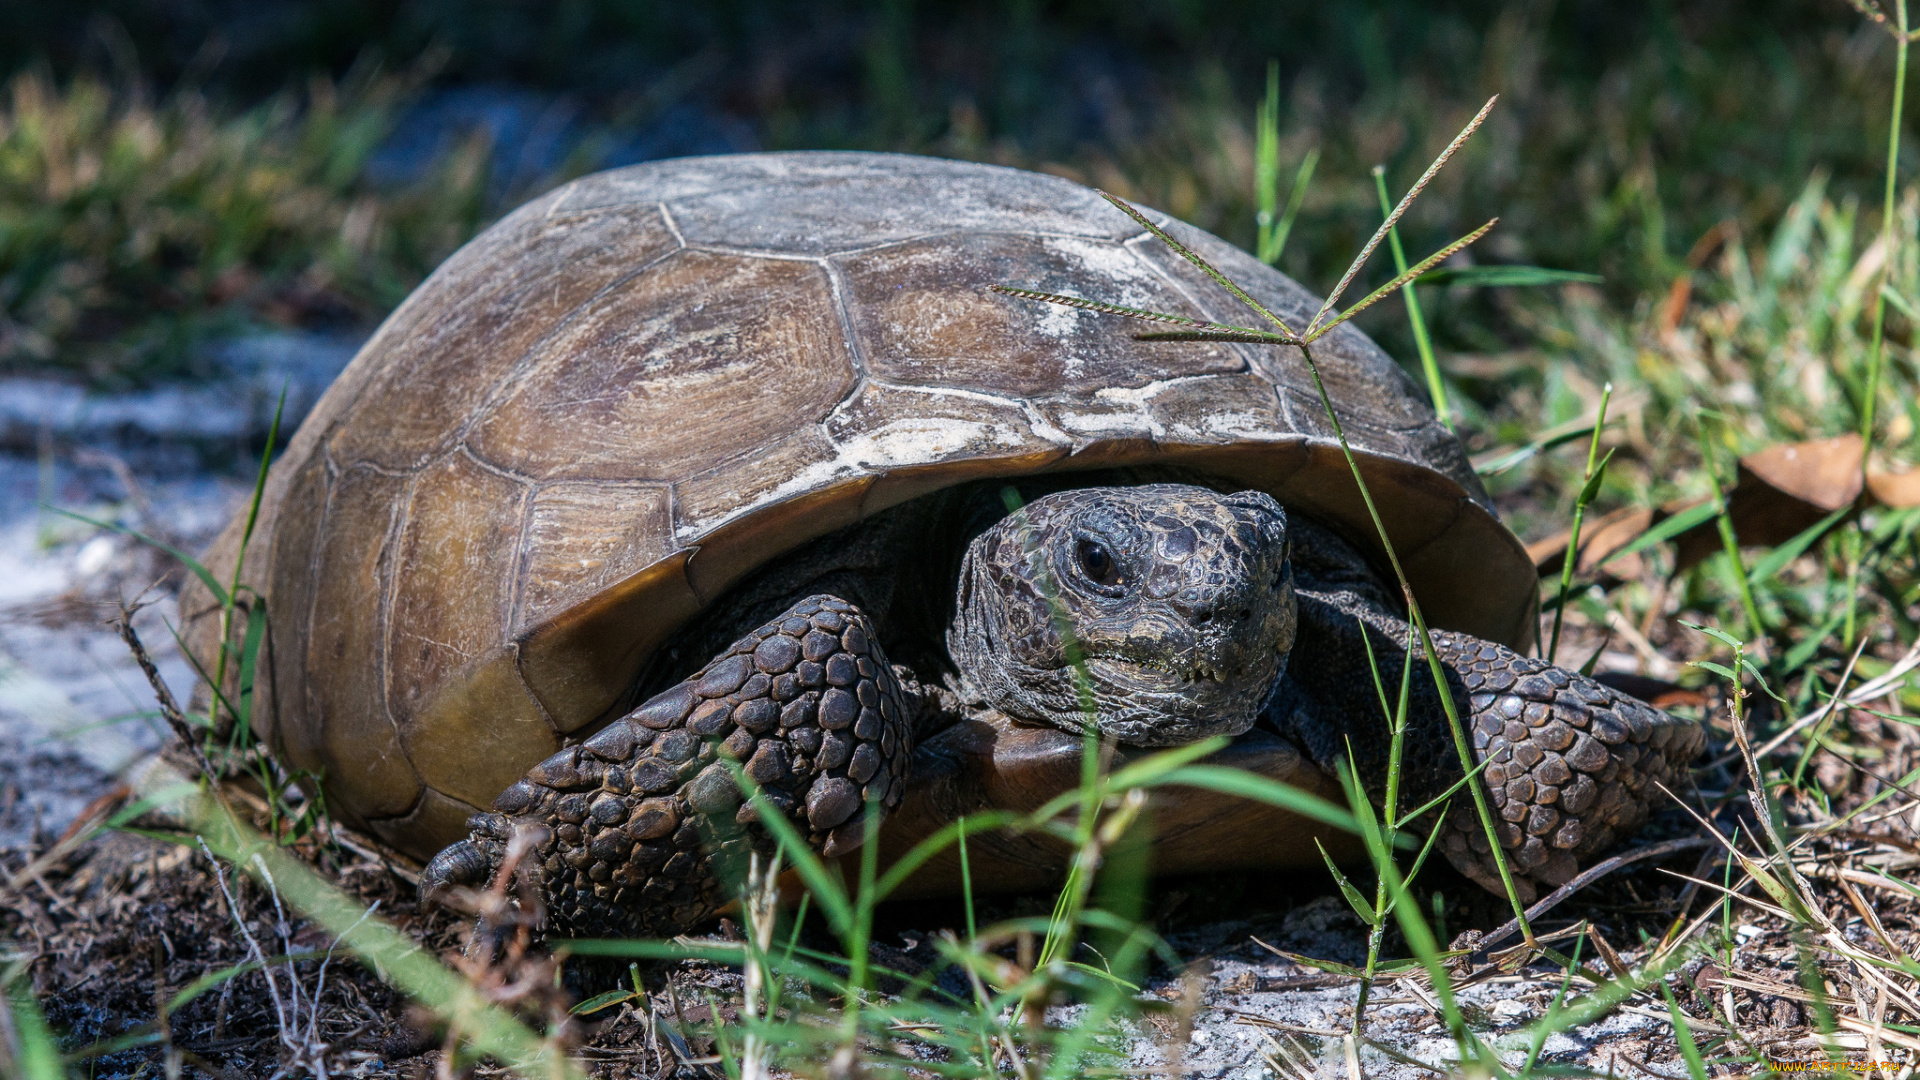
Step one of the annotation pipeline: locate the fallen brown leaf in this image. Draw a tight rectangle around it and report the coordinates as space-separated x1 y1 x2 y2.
1674 434 1863 570
1867 465 1920 508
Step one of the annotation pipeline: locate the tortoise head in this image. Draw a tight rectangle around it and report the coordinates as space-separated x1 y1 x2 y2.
948 483 1296 746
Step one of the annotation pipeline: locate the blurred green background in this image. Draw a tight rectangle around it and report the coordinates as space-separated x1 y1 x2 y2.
0 1 1910 485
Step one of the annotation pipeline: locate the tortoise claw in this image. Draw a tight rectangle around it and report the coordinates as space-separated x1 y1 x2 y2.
420 838 494 910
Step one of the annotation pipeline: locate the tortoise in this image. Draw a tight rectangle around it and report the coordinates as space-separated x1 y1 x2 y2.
181 151 1704 941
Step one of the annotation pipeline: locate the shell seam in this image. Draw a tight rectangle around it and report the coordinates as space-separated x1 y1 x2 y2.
449 241 686 475
657 201 687 248
677 225 1139 262
377 468 432 799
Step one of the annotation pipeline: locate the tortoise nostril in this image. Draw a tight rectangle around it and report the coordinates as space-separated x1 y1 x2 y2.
1237 608 1252 622
1191 607 1214 626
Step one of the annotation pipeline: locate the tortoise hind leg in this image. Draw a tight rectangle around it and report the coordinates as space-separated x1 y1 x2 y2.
421 594 916 939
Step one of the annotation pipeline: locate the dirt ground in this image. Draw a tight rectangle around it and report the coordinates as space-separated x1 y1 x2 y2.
0 377 1904 1079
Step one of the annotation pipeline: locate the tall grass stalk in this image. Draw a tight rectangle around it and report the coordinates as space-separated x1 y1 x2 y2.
1860 0 1910 449
1254 60 1317 268
1696 417 1769 645
1547 382 1614 664
1845 0 1915 651
1373 165 1451 429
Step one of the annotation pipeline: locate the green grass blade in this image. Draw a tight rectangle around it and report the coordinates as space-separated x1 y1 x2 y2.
1387 809 1452 907
43 506 228 605
1598 500 1722 568
1263 150 1319 267
1100 736 1231 792
1155 764 1362 834
1550 387 1615 665
1523 938 1585 1074
228 387 287 603
1473 419 1601 476
725 761 855 938
1254 58 1281 261
1748 503 1852 586
1659 978 1711 1080
1394 755 1492 827
3 967 65 1080
1416 265 1602 287
1317 837 1378 924
873 811 1021 902
233 600 268 745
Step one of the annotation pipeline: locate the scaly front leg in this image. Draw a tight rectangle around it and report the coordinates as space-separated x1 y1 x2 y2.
422 595 916 939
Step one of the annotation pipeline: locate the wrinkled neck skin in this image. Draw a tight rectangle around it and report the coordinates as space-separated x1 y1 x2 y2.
947 484 1296 746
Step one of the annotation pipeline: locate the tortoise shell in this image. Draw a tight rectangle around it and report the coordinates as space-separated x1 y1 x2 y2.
182 151 1534 860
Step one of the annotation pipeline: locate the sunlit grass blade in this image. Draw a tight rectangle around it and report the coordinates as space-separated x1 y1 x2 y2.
873 811 1022 901
1373 165 1450 428
1473 416 1602 476
1417 265 1602 287
1598 500 1722 569
1154 764 1364 835
1747 503 1852 586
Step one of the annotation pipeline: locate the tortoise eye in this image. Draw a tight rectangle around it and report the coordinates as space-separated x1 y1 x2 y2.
1075 539 1122 588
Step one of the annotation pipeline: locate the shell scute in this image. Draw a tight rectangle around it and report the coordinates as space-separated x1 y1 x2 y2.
466 250 854 483
838 233 1242 397
303 465 420 822
329 204 678 472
